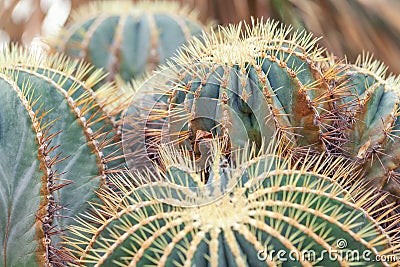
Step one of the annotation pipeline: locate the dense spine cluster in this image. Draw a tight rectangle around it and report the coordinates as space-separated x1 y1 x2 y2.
330 55 400 202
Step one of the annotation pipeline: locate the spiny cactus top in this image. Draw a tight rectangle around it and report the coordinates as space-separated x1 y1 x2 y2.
0 45 126 266
123 19 400 211
65 140 400 266
49 0 206 82
123 19 329 169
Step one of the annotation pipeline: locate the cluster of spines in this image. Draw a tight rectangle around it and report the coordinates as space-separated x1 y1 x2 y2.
318 53 400 199
0 44 124 127
64 139 400 266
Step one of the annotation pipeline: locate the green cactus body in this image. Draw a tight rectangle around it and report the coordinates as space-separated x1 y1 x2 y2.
0 45 124 266
65 140 399 266
50 1 205 82
0 73 52 266
123 20 338 172
332 56 400 202
124 19 400 208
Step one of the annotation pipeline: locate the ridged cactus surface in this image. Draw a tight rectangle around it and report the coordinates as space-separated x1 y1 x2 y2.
124 19 400 208
65 140 399 266
123 19 333 169
331 56 400 202
49 0 206 82
0 45 124 266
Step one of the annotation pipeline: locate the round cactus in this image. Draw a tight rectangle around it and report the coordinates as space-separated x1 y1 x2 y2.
122 19 334 173
65 140 399 266
0 45 126 266
49 0 206 82
123 19 400 210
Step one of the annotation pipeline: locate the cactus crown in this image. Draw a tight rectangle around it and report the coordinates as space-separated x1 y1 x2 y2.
171 18 325 67
65 139 400 266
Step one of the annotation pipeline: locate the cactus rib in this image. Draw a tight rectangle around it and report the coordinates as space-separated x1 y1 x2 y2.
0 72 68 265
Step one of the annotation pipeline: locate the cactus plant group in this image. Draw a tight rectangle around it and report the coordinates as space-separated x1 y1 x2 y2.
123 19 400 210
49 0 206 82
1 1 400 267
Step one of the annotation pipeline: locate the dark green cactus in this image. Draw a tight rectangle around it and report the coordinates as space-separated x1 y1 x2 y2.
49 0 206 82
65 140 399 266
123 19 400 210
330 55 400 204
0 45 125 266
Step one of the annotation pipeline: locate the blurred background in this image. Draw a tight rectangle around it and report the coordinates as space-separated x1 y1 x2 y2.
1 0 399 73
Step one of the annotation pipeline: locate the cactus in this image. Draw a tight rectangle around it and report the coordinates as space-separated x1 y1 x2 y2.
123 19 400 211
65 139 399 266
0 45 125 266
327 54 400 205
49 0 206 82
123 19 333 172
